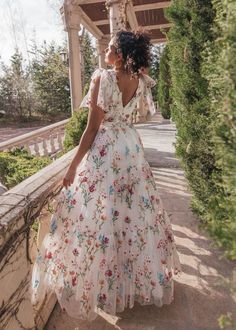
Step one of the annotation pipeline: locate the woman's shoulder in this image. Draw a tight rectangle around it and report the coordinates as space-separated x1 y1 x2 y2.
91 67 105 78
139 73 156 88
91 67 113 81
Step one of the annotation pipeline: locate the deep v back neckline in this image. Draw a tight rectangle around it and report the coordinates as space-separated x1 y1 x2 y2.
110 70 141 108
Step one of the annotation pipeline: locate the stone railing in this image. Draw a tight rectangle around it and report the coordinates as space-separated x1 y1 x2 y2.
0 147 77 330
0 119 69 158
0 97 151 160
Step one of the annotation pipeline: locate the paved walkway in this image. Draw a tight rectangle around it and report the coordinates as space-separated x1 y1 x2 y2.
45 112 236 330
0 126 45 143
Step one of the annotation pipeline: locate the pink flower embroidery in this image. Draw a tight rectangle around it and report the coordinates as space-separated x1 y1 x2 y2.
100 147 106 157
105 269 112 277
72 276 77 286
72 248 79 256
45 251 52 259
89 184 95 192
82 177 88 183
125 216 131 223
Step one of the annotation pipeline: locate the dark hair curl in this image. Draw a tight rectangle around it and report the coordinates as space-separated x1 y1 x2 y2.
113 27 153 76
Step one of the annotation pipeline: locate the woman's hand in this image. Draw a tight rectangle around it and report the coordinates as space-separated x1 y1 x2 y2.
63 164 77 189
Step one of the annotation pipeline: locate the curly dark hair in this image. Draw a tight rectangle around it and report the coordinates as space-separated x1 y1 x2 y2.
112 27 153 76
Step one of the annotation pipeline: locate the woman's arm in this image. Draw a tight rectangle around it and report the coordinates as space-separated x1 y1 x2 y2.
63 76 105 189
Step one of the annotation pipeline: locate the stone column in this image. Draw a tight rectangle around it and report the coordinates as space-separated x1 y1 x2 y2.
106 0 127 36
61 1 82 113
137 67 150 122
96 37 109 68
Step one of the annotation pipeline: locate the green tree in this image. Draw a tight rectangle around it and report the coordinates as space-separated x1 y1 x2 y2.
81 29 98 89
165 2 217 233
31 41 71 118
0 49 33 120
202 0 236 259
157 45 172 119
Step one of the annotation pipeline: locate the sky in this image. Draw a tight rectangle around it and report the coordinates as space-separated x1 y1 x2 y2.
0 0 68 65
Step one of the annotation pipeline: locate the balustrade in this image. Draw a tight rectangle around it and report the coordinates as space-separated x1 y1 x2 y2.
0 119 69 158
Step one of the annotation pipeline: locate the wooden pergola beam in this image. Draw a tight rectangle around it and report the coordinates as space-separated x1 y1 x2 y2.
152 38 167 44
133 2 171 11
94 19 109 25
78 6 104 39
126 0 139 30
78 0 104 4
93 20 171 31
145 23 171 30
78 0 171 11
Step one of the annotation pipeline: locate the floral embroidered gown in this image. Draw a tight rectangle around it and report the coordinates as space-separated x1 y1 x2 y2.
31 68 182 322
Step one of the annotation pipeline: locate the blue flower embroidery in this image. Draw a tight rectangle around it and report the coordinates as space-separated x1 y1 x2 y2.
125 146 130 157
77 232 83 242
136 144 140 153
33 279 40 288
50 216 57 234
109 185 114 195
36 252 42 264
141 195 151 208
157 272 164 285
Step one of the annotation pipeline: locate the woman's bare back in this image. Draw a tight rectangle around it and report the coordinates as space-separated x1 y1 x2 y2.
114 71 139 108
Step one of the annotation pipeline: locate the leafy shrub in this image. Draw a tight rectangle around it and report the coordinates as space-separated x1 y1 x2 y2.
165 0 216 219
165 0 236 260
0 147 52 189
202 0 236 259
157 45 172 119
63 108 89 152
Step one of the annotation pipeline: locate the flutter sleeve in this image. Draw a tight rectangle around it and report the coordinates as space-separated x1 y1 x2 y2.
141 74 157 116
79 68 110 112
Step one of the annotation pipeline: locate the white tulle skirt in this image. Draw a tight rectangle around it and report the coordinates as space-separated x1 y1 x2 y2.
30 121 182 321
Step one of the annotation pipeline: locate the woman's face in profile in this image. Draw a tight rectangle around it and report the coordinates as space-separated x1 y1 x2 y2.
104 38 122 65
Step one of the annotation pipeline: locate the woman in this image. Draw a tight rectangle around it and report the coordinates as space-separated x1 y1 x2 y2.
31 29 182 322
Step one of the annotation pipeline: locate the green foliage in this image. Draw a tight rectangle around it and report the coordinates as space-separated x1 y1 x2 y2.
0 33 97 122
81 30 98 87
165 4 218 234
165 0 216 218
31 41 71 117
165 0 236 259
202 0 236 259
157 45 172 119
0 147 52 189
218 313 233 329
0 49 33 119
63 108 89 152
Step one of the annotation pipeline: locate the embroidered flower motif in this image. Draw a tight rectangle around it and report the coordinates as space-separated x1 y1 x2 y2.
105 269 112 277
45 251 52 259
89 184 95 192
125 216 131 223
72 248 79 256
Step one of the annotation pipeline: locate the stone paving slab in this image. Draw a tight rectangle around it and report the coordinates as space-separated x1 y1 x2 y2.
45 113 236 330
